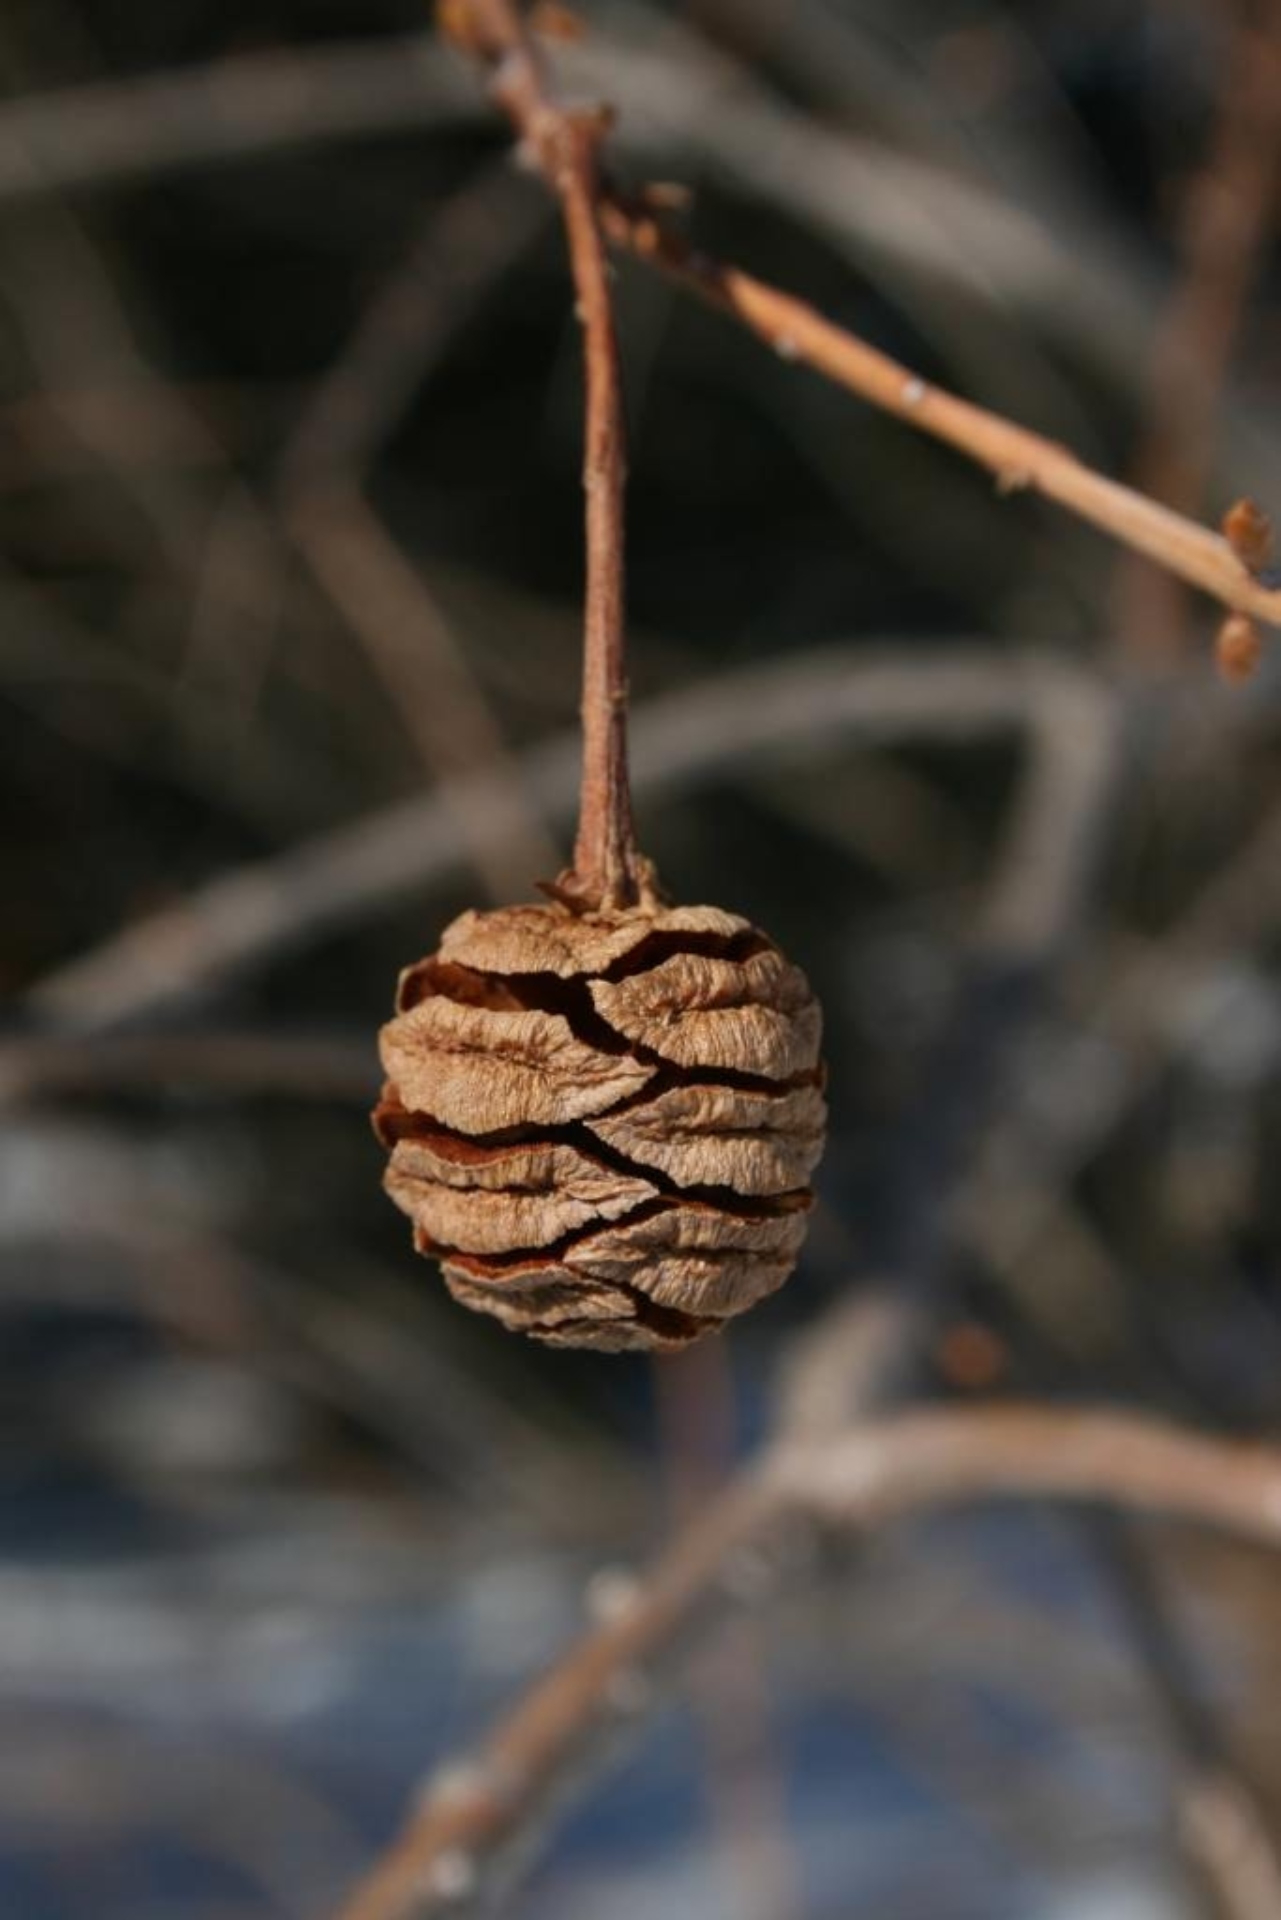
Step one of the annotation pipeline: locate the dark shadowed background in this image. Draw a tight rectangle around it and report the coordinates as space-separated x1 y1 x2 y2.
3 2 1281 1916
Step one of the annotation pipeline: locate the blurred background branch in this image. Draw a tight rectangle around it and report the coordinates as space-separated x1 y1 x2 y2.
335 1398 1281 1920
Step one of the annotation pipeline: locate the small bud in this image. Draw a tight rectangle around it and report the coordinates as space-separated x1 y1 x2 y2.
1222 498 1273 574
1216 614 1262 684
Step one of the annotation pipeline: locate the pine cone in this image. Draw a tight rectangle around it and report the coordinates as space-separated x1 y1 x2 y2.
372 901 826 1351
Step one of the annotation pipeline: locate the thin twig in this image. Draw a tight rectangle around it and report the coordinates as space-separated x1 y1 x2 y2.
556 117 641 906
330 1401 1281 1920
442 0 644 906
604 200 1281 636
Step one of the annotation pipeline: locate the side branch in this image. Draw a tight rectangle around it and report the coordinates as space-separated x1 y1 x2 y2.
331 1403 1281 1920
603 202 1281 637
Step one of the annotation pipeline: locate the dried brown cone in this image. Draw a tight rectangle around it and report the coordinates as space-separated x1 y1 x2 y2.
372 900 826 1350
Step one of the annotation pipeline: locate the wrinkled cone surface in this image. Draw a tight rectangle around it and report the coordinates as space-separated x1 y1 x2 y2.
373 902 826 1350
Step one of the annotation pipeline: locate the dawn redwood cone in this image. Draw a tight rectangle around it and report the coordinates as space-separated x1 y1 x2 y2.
372 899 826 1350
